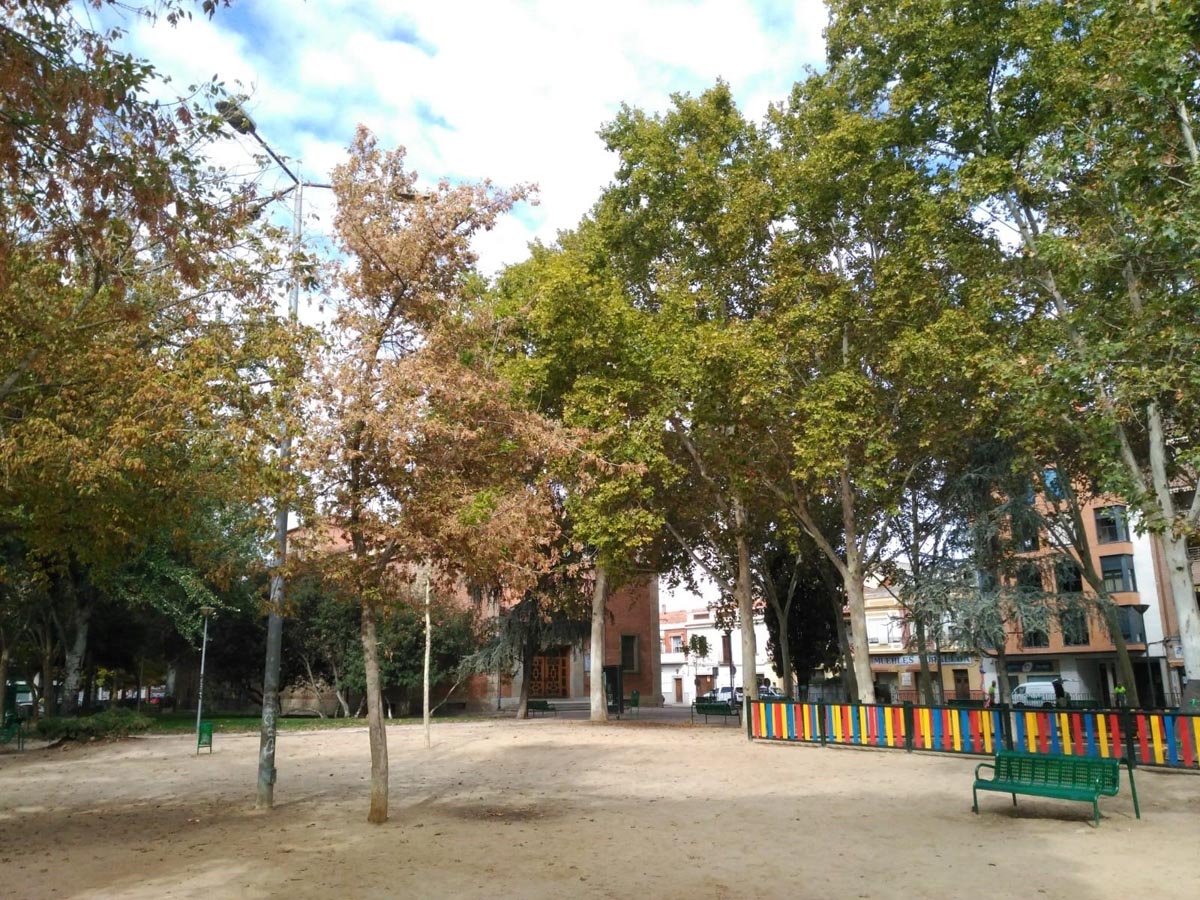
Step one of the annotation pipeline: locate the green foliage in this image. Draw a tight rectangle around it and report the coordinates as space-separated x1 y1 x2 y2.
35 708 152 742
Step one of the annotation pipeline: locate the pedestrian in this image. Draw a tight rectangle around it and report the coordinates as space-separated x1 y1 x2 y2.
1052 676 1066 708
986 682 997 708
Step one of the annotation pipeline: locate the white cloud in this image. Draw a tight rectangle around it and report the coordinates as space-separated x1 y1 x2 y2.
122 0 829 274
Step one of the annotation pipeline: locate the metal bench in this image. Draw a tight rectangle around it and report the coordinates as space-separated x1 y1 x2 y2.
0 718 24 751
527 700 557 717
972 749 1139 826
691 701 740 725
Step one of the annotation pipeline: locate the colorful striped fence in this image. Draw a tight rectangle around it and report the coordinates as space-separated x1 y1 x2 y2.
746 700 1200 771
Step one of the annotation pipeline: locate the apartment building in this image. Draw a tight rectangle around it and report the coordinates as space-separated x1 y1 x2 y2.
658 576 780 705
999 495 1188 706
861 582 982 704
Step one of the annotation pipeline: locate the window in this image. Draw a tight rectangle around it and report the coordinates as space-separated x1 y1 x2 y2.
1100 555 1137 593
1022 623 1049 648
1117 606 1146 643
867 617 888 645
620 635 639 672
1043 467 1065 499
1011 513 1040 553
670 634 684 653
1055 561 1083 594
721 633 733 665
1017 562 1043 593
1060 609 1090 646
1094 506 1130 544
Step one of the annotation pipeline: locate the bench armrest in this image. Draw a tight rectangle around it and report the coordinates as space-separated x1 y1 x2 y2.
974 762 995 780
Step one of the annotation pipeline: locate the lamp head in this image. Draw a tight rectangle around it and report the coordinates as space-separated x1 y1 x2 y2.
216 99 257 135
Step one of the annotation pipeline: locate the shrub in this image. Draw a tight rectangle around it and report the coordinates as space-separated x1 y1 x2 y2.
36 708 153 742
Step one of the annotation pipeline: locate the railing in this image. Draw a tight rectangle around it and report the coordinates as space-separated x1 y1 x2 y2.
747 700 1200 771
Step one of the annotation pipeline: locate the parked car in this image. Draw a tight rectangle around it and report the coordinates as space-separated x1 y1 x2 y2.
1011 682 1063 708
759 687 785 700
700 686 744 705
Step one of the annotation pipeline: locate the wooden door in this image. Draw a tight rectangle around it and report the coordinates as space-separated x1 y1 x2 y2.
531 648 569 698
673 678 683 703
953 668 970 700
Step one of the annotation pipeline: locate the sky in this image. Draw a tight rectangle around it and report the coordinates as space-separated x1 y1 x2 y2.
116 0 829 275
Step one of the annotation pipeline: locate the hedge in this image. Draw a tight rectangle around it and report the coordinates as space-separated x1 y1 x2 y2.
36 708 154 742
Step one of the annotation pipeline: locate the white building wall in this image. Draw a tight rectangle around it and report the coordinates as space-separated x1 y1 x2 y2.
1130 516 1165 648
658 575 781 705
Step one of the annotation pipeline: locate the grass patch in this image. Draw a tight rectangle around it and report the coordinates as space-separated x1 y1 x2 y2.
37 708 153 742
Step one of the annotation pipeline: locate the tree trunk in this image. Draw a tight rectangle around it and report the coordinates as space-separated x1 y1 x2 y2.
733 498 757 705
423 580 432 748
932 628 944 705
360 600 388 824
518 624 536 720
915 616 935 705
1103 606 1142 708
839 467 875 704
0 642 9 725
777 615 794 699
331 661 350 718
1160 532 1200 706
589 564 609 722
830 593 858 701
994 649 1012 705
843 566 876 704
60 600 92 717
39 637 54 719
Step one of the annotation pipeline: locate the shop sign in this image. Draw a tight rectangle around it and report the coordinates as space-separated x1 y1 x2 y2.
1005 660 1055 674
872 653 975 667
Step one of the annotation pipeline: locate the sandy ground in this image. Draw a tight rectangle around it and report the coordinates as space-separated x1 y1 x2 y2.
0 717 1197 900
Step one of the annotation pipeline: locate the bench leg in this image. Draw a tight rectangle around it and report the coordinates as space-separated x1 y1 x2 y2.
1011 793 1018 807
972 787 979 814
1126 762 1141 820
1093 799 1100 827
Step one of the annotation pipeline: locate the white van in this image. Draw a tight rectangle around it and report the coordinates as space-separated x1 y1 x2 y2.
1010 681 1062 708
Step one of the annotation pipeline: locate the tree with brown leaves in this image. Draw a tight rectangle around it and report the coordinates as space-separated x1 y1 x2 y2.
305 127 567 823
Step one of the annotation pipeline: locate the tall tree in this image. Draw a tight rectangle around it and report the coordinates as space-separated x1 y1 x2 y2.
592 83 780 704
1 0 297 713
826 0 1200 703
309 127 559 823
762 69 1005 702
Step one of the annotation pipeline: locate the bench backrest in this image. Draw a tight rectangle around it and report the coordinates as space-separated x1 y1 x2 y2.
994 750 1120 796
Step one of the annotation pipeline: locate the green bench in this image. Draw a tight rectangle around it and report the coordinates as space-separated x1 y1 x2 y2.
692 701 740 725
972 750 1139 827
528 700 557 717
0 718 24 751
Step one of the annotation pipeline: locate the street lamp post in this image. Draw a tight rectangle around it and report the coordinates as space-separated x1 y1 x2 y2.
219 100 331 810
218 99 427 808
195 605 216 742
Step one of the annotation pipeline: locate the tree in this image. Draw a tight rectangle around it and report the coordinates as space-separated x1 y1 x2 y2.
495 226 671 722
760 68 1006 703
308 127 559 823
2 1 299 714
460 559 589 719
759 536 842 699
825 0 1200 704
591 83 781 705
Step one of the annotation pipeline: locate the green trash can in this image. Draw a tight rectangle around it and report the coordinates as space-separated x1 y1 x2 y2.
197 721 213 755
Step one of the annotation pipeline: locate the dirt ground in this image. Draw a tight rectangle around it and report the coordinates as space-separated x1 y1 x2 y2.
0 718 1197 900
